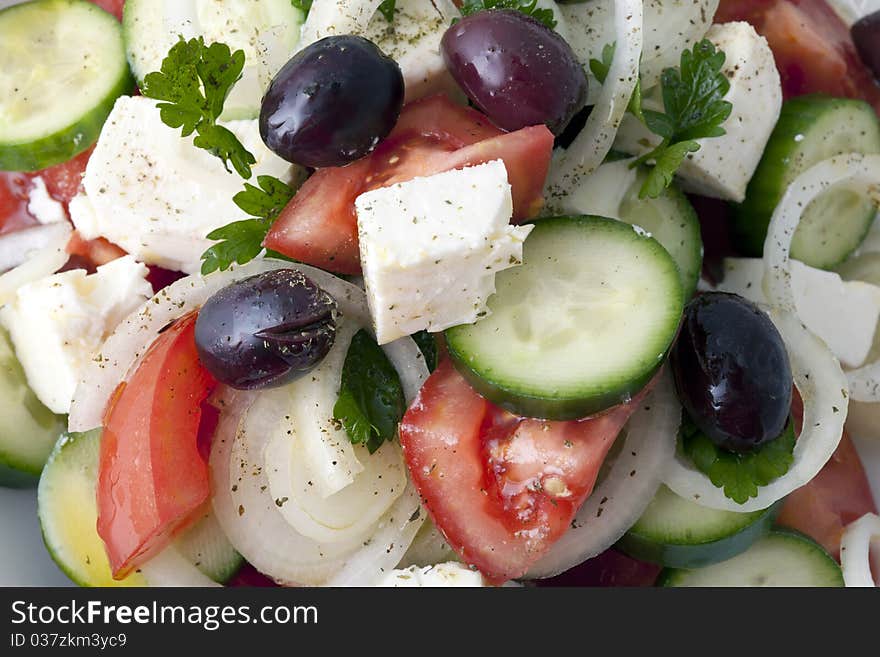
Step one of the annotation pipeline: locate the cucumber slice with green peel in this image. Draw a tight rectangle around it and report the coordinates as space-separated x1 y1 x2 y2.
175 510 243 584
0 327 65 487
734 95 880 269
619 172 702 298
617 485 781 569
38 430 147 587
123 0 304 120
657 529 844 587
446 215 685 420
0 0 134 171
38 429 241 586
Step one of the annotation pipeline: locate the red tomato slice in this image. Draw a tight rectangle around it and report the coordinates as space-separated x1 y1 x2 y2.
0 172 36 235
97 312 216 578
264 95 555 274
717 0 880 113
399 360 644 584
66 232 126 269
88 0 124 21
34 147 93 204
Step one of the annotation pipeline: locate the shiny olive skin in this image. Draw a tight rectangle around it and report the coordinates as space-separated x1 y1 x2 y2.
671 292 793 453
853 11 880 80
441 9 588 135
259 35 404 168
195 270 337 390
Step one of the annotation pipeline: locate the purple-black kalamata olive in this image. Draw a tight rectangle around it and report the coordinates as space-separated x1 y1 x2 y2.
260 35 404 168
852 11 880 81
670 292 793 453
441 9 588 135
195 269 337 389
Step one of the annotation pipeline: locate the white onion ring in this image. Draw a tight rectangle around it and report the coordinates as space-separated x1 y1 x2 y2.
545 0 643 205
140 547 221 588
0 222 71 306
526 370 679 578
840 512 880 587
0 222 70 274
299 0 383 46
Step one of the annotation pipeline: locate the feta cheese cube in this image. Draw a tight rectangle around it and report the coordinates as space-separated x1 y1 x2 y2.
27 177 67 225
0 256 153 414
718 257 880 368
355 160 533 344
69 96 297 274
378 562 486 587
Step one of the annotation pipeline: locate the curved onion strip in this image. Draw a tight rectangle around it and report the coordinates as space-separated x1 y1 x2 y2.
546 0 643 202
69 259 411 432
526 370 679 578
760 152 880 402
840 512 880 587
0 222 70 274
299 0 384 46
663 309 848 512
0 222 71 306
140 547 221 588
211 388 424 586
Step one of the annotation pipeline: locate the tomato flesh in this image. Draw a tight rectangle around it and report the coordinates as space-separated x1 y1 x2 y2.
399 360 645 584
97 313 216 578
264 95 554 274
717 0 880 113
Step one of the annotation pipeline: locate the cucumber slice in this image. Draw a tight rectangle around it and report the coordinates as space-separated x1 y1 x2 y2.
0 327 65 487
123 0 304 120
657 529 844 587
617 485 781 569
175 510 243 584
446 215 684 420
734 95 880 269
0 0 134 171
38 429 240 586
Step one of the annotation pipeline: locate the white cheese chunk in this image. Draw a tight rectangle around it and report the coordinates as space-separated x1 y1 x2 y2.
614 22 782 202
0 256 152 414
356 160 532 345
302 0 462 102
378 562 486 587
27 177 67 225
68 96 296 274
717 258 880 368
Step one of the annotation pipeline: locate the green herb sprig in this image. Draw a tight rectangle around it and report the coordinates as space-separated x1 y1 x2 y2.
459 0 557 30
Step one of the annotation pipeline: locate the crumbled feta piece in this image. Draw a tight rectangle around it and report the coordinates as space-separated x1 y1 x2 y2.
68 96 296 274
718 257 880 368
0 256 152 414
378 562 486 587
27 177 67 225
356 159 532 344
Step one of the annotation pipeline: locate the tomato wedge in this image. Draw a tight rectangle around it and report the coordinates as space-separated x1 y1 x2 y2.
264 95 555 274
97 312 216 578
399 360 645 583
717 0 880 113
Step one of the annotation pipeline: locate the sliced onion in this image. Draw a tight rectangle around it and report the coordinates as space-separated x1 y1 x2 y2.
299 0 383 46
140 547 221 588
0 222 71 306
545 0 643 206
526 370 680 578
0 222 70 274
69 259 405 432
840 512 880 587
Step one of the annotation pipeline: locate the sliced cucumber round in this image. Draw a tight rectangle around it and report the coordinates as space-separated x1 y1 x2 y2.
38 429 240 587
657 529 844 587
446 215 684 420
0 326 65 487
617 485 781 569
123 0 304 120
734 95 880 269
0 0 134 171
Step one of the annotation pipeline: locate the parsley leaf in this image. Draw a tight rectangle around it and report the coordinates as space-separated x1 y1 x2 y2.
142 37 256 179
411 331 438 373
589 42 643 121
378 0 396 22
680 414 796 504
291 0 312 17
631 39 732 198
459 0 557 30
200 175 295 275
333 330 406 454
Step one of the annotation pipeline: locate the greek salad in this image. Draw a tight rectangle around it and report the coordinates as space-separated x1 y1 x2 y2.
1 0 880 588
